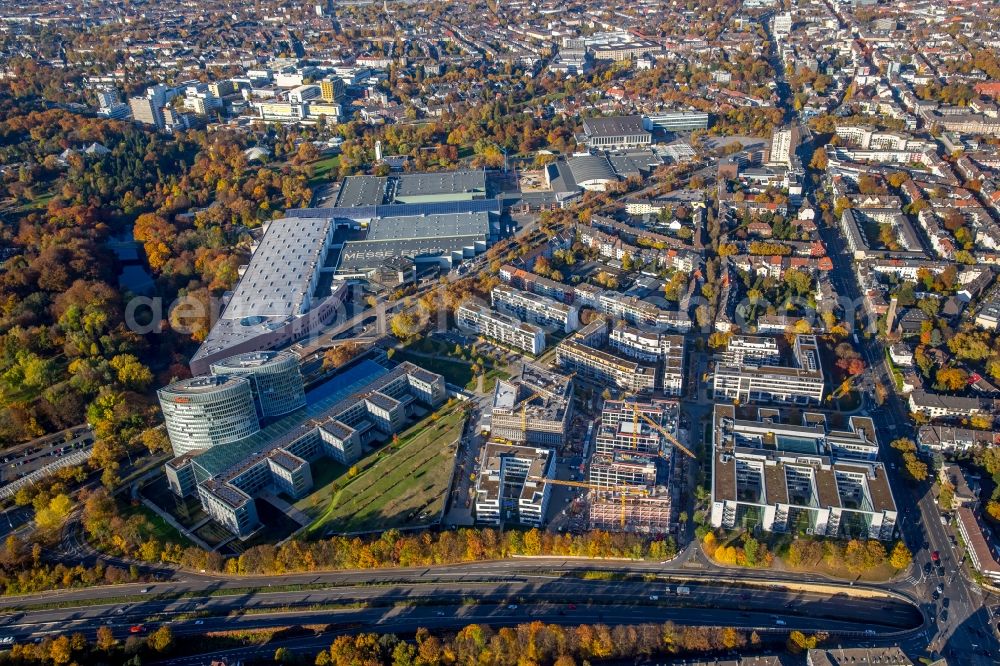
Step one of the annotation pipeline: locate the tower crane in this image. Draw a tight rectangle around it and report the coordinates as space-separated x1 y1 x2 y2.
639 413 697 460
528 476 649 530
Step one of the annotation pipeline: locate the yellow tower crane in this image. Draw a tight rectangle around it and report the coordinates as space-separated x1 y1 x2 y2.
528 476 649 530
640 412 697 460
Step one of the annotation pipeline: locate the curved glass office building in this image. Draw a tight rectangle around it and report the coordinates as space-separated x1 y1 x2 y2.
158 376 260 456
210 351 306 419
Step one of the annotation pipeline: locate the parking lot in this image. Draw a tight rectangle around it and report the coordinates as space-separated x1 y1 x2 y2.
1 426 94 484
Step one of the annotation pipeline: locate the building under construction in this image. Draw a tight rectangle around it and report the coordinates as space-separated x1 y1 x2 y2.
490 364 573 447
585 399 682 534
594 399 680 457
589 490 673 534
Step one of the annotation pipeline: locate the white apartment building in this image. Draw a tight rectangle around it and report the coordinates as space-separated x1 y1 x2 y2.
457 303 546 355
491 285 580 334
608 324 685 396
557 339 656 393
474 442 555 527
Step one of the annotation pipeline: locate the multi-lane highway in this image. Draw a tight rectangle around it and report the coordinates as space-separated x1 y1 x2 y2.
0 561 923 654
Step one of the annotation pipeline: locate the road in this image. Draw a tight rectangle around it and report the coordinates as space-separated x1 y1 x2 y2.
763 4 998 657
804 94 998 666
0 562 923 651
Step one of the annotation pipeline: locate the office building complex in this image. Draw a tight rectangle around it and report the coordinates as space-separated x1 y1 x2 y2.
128 84 174 130
456 302 546 355
209 351 307 420
474 442 555 527
713 334 824 405
490 365 573 446
189 215 349 375
642 112 710 132
710 404 897 539
164 358 447 537
491 285 580 334
158 376 260 456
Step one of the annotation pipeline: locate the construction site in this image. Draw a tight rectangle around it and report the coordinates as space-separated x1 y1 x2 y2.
473 378 693 535
585 399 691 535
489 364 574 447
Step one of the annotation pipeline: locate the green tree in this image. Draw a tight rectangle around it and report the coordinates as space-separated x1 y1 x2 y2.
35 493 74 531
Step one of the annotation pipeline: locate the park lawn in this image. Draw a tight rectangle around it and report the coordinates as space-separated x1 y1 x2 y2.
394 349 474 388
306 404 467 535
481 368 511 393
307 154 341 187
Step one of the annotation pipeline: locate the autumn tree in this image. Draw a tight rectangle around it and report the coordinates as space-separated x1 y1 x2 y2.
889 541 913 570
390 312 420 341
148 625 174 652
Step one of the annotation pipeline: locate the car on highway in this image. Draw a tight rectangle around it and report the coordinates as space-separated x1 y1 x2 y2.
0 637 13 645
129 626 144 634
923 562 933 575
936 583 944 593
942 598 950 608
507 604 517 610
940 610 948 622
931 550 941 564
194 620 204 625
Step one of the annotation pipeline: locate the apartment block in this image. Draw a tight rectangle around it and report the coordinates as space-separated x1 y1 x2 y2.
908 390 985 419
608 324 685 395
711 404 897 540
491 285 580 334
456 302 546 355
474 442 555 527
498 264 575 304
713 334 824 405
557 339 656 393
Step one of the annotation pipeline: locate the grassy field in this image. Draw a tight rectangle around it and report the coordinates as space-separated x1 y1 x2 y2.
293 458 348 515
306 404 467 535
307 154 341 187
394 349 474 388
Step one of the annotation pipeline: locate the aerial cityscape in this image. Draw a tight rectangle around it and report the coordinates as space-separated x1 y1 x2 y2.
0 0 998 664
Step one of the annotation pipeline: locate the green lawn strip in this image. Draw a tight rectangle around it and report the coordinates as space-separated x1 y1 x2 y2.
307 406 466 534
